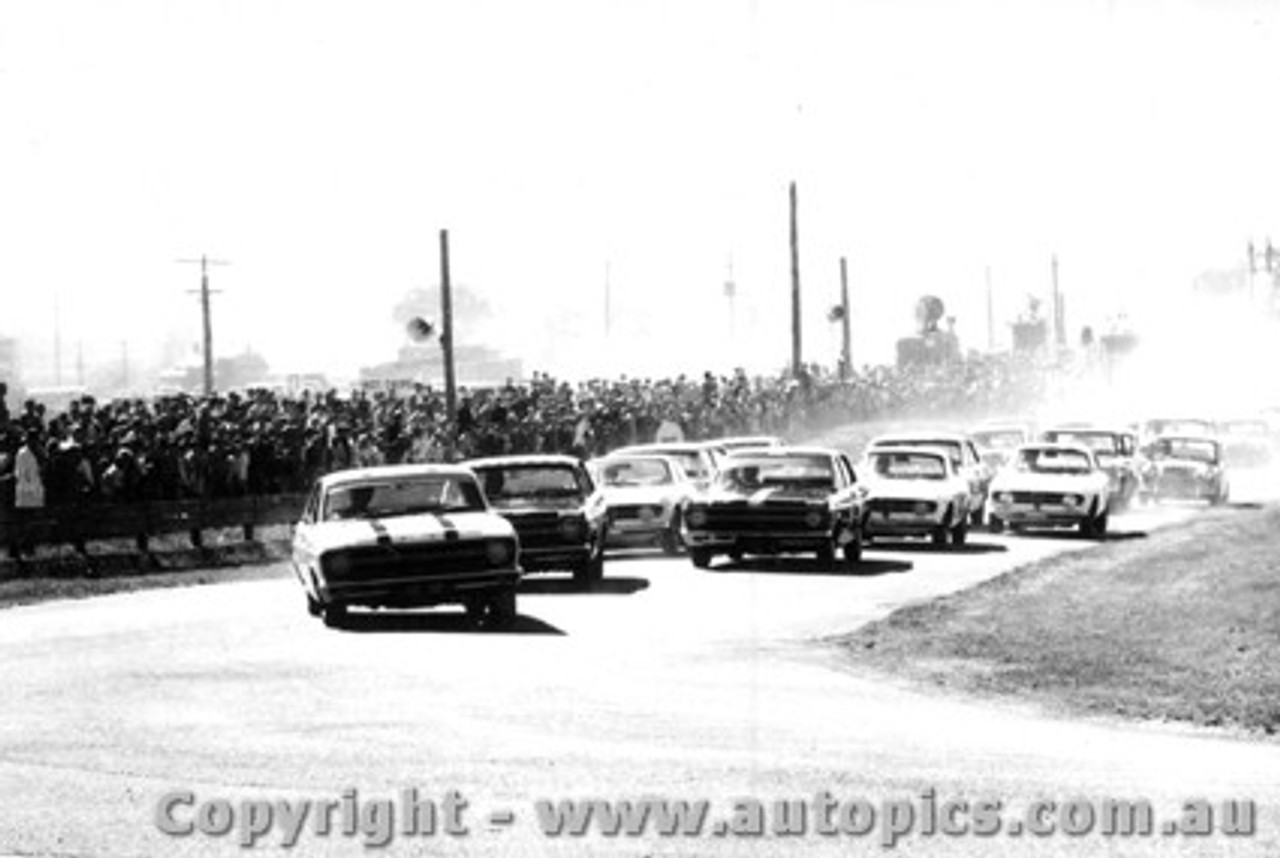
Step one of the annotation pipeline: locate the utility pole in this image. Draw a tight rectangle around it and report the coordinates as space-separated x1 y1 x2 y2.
789 181 802 377
177 254 229 395
439 229 459 462
838 256 852 380
76 341 85 388
121 341 129 390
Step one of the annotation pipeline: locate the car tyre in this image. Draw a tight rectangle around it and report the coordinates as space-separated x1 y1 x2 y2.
306 592 322 618
690 547 713 569
841 527 862 565
660 510 684 555
1082 512 1108 539
464 598 487 626
574 535 606 589
321 602 348 628
486 588 518 628
931 525 948 546
950 520 968 546
988 515 1005 534
816 541 836 565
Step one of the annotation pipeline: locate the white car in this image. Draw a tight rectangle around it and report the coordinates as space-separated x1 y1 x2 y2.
987 444 1111 538
587 454 694 554
609 441 725 492
860 447 973 546
865 431 992 526
291 464 522 628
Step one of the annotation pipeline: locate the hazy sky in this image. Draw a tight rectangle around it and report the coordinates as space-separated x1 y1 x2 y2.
3 0 1279 385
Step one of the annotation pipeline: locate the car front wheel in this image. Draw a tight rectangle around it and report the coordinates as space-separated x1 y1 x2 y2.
486 588 518 628
321 603 348 628
690 547 713 569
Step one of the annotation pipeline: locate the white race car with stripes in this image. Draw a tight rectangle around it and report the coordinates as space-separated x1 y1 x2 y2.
291 464 521 628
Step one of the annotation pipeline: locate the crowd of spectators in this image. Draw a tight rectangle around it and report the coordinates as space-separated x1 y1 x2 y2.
0 351 1051 510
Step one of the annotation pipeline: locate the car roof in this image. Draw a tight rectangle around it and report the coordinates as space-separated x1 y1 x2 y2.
614 442 720 454
590 452 684 465
864 445 951 460
319 463 477 490
716 435 785 446
1041 425 1131 435
463 454 583 469
1015 442 1097 457
724 445 839 458
869 431 970 444
1150 434 1220 445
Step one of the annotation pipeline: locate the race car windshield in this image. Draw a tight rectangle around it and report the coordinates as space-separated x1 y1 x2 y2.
868 452 947 480
660 452 707 480
476 466 585 501
599 458 675 487
1044 432 1117 454
323 477 485 520
720 455 834 490
873 439 962 467
1015 449 1093 475
1150 439 1218 464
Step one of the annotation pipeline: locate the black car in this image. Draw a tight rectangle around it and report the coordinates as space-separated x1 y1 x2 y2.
465 454 608 587
680 446 866 570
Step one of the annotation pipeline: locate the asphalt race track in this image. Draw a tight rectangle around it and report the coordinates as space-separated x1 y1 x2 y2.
3 504 1279 857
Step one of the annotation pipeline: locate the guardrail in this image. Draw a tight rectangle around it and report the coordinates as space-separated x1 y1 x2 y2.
0 494 307 557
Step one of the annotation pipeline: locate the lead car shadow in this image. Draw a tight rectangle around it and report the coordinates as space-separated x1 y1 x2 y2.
866 539 1008 555
708 557 912 577
518 576 650 596
331 610 565 636
1004 528 1147 543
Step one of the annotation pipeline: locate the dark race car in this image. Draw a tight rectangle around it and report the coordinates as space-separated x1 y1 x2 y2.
465 454 608 588
680 446 865 571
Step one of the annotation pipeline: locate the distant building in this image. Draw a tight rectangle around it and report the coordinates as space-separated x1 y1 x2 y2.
360 342 524 389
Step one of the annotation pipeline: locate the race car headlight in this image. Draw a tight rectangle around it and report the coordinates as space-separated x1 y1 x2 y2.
1063 494 1084 507
914 501 932 514
485 539 516 567
995 492 1014 504
687 508 708 528
638 505 659 521
558 517 586 541
804 509 826 528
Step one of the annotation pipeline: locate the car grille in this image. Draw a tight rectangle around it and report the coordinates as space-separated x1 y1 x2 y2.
695 503 826 531
609 504 664 522
506 513 582 549
321 540 507 583
867 498 937 514
1009 491 1067 505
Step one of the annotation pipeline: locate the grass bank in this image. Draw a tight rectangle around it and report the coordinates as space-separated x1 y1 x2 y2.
840 503 1280 736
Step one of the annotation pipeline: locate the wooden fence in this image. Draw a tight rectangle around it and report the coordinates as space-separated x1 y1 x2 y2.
0 494 307 555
